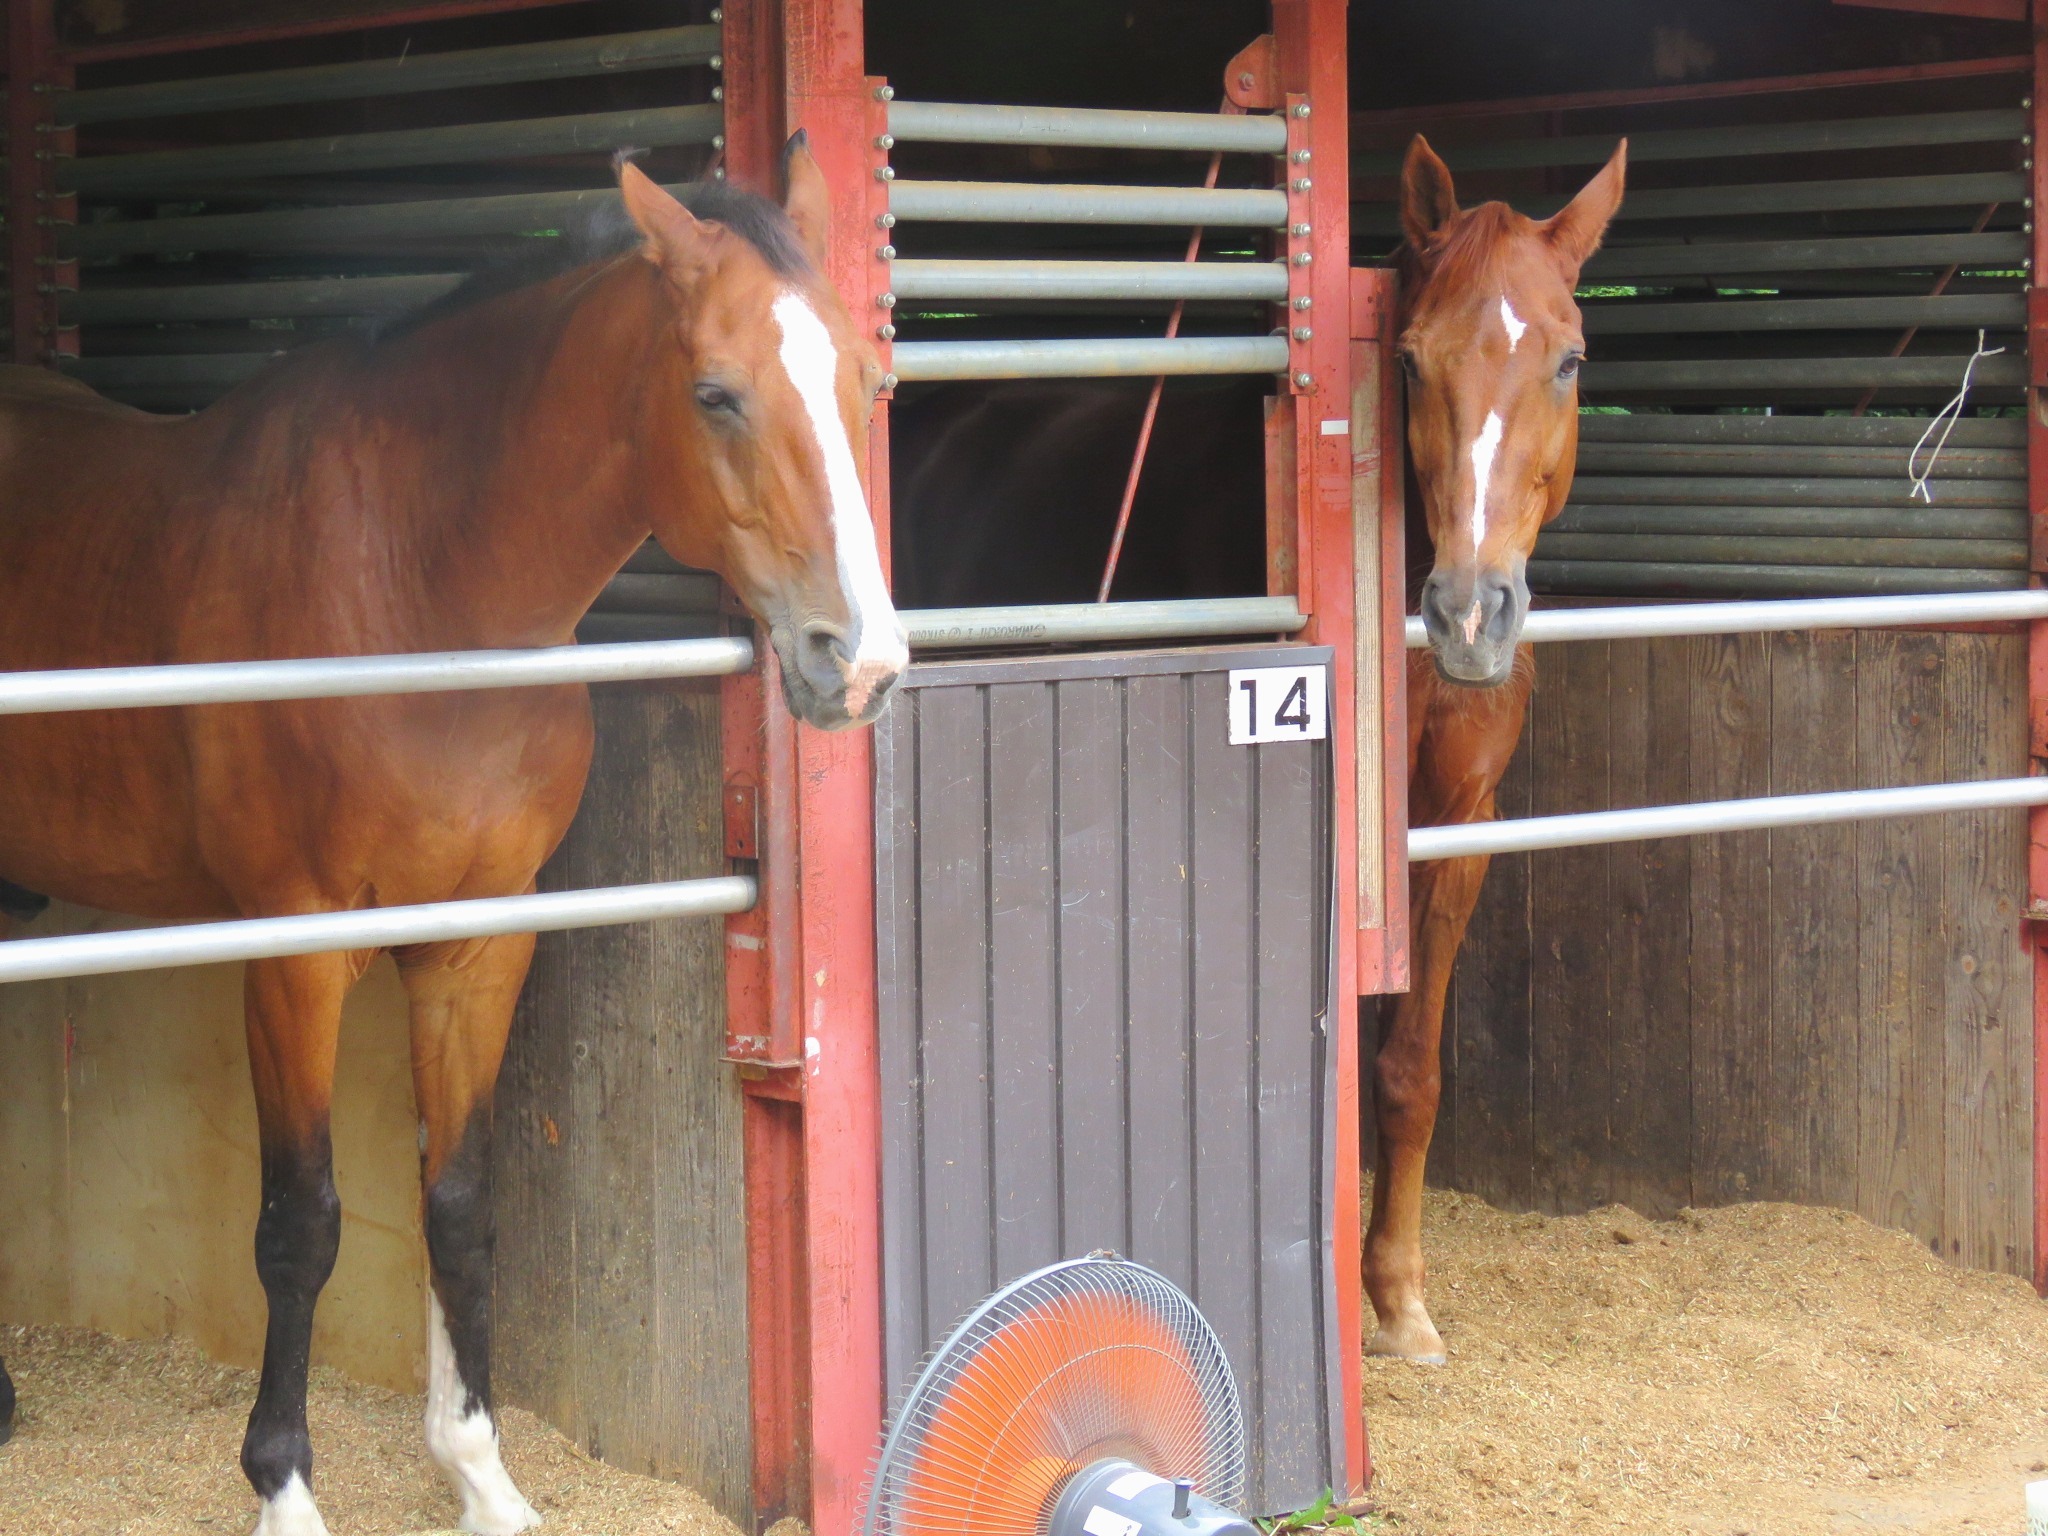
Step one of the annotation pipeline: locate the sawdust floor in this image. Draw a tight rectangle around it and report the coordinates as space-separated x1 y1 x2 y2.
0 1324 746 1536
1363 1190 2048 1536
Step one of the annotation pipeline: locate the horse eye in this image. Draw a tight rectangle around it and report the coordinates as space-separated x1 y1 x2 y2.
694 383 741 415
1558 353 1584 381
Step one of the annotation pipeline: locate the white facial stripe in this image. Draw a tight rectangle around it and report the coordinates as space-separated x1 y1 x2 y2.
253 1473 330 1536
1499 296 1526 353
770 292 908 703
1468 410 1504 553
425 1292 540 1534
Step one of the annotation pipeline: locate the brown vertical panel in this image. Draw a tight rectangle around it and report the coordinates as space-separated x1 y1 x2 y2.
987 682 1062 1286
1189 667 1259 1423
1687 634 1773 1206
1767 631 1861 1209
1605 636 1693 1218
1529 641 1614 1215
1445 698 1534 1208
1056 678 1129 1254
1856 631 1947 1245
915 684 995 1335
1124 673 1196 1290
1940 634 2030 1273
1253 736 1321 1497
873 691 928 1390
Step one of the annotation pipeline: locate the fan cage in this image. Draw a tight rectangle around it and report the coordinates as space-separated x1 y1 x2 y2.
865 1256 1248 1536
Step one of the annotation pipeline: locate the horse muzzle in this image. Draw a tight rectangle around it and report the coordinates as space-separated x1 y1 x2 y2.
775 616 907 730
1420 564 1527 687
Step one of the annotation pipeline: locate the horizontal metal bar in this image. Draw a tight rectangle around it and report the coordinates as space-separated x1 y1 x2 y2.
887 99 1286 153
1534 531 2026 569
901 596 1305 649
1354 170 2032 231
0 875 756 986
71 182 674 258
0 636 753 715
1410 777 2048 862
1569 474 2023 507
1584 231 2029 279
888 258 1288 302
61 26 718 124
66 103 721 193
1550 504 2025 540
1582 293 2027 335
1584 354 2030 391
1573 442 2023 479
1575 412 2024 448
890 334 1289 382
1353 107 2027 177
1525 561 2025 596
72 273 463 322
1403 587 2048 648
888 179 1287 227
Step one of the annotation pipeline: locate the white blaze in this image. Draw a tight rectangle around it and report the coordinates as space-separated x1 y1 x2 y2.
1468 410 1504 550
253 1473 330 1536
770 291 908 714
1499 296 1526 352
424 1292 540 1534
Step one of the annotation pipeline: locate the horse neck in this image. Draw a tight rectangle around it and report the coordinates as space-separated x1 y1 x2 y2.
384 258 674 648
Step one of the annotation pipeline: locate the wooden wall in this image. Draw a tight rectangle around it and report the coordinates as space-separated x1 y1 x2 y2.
491 679 752 1523
1426 629 2035 1277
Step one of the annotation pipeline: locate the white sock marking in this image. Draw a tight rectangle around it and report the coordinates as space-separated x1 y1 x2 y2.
252 1473 330 1536
1499 296 1526 353
425 1292 540 1535
771 291 908 715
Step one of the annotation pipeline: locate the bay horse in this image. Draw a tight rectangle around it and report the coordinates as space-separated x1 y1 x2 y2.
1368 136 1627 1361
0 139 902 1536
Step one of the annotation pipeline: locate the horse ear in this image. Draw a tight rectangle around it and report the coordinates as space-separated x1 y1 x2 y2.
1543 139 1627 274
618 159 705 271
781 129 832 268
1400 135 1459 251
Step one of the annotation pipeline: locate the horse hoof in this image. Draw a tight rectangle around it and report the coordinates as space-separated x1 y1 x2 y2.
1366 1311 1447 1365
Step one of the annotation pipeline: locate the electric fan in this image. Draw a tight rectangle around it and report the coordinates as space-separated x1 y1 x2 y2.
864 1256 1258 1536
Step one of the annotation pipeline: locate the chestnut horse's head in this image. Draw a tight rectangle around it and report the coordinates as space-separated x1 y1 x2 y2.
1399 135 1626 685
617 137 905 730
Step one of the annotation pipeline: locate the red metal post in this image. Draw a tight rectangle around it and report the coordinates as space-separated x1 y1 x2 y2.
1272 0 1370 1494
8 0 74 369
2029 0 2048 1296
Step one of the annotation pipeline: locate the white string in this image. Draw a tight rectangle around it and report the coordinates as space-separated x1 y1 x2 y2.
1907 329 2006 504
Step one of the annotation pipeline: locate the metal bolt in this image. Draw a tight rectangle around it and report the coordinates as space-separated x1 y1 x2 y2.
877 323 896 340
1293 326 1313 342
1292 177 1312 193
874 166 895 181
1293 370 1313 387
2027 133 2036 146
1292 295 1313 311
883 371 899 390
1291 222 1311 237
710 5 722 19
1291 149 1311 164
711 85 724 101
1291 251 1312 266
712 133 726 149
875 133 895 150
877 292 896 308
713 166 727 180
878 213 898 229
874 85 895 101
877 244 896 260
710 53 724 70
1291 102 1311 118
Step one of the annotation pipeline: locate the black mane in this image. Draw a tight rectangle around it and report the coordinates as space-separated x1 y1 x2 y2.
375 179 809 342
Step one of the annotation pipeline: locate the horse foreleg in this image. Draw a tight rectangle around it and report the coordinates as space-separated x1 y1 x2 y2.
1366 846 1491 1363
399 930 540 1536
1 1349 15 1445
241 952 352 1536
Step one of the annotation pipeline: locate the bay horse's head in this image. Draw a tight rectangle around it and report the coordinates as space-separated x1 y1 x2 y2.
617 139 905 729
1398 135 1627 685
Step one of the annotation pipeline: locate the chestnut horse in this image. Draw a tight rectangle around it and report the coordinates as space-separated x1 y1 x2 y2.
0 140 902 1535
1367 136 1627 1362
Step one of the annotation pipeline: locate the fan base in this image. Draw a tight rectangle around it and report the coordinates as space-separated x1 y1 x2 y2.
1048 1460 1258 1536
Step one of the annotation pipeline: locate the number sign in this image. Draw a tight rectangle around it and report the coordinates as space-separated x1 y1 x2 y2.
1228 664 1328 746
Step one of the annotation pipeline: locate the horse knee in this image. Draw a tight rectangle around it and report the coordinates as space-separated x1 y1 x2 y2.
254 1165 341 1301
1374 1048 1442 1141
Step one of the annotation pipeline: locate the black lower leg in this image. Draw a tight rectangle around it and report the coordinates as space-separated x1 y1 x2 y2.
0 1350 16 1446
240 1133 341 1503
426 1109 497 1417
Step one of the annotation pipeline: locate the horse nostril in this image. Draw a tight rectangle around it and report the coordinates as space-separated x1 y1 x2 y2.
801 622 855 671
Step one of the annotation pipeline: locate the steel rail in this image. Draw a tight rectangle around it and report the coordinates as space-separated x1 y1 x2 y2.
1532 531 2026 570
71 273 464 323
889 334 1288 381
1546 504 2025 540
887 258 1288 302
1582 354 2031 391
1572 443 2023 479
0 876 758 985
1577 413 2023 447
1408 777 2048 862
64 103 722 193
886 99 1287 153
1401 588 2048 648
59 25 719 124
1582 231 2030 280
1567 474 2024 508
0 636 754 715
1581 293 2027 335
1524 562 2023 597
904 596 1306 649
888 179 1287 227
